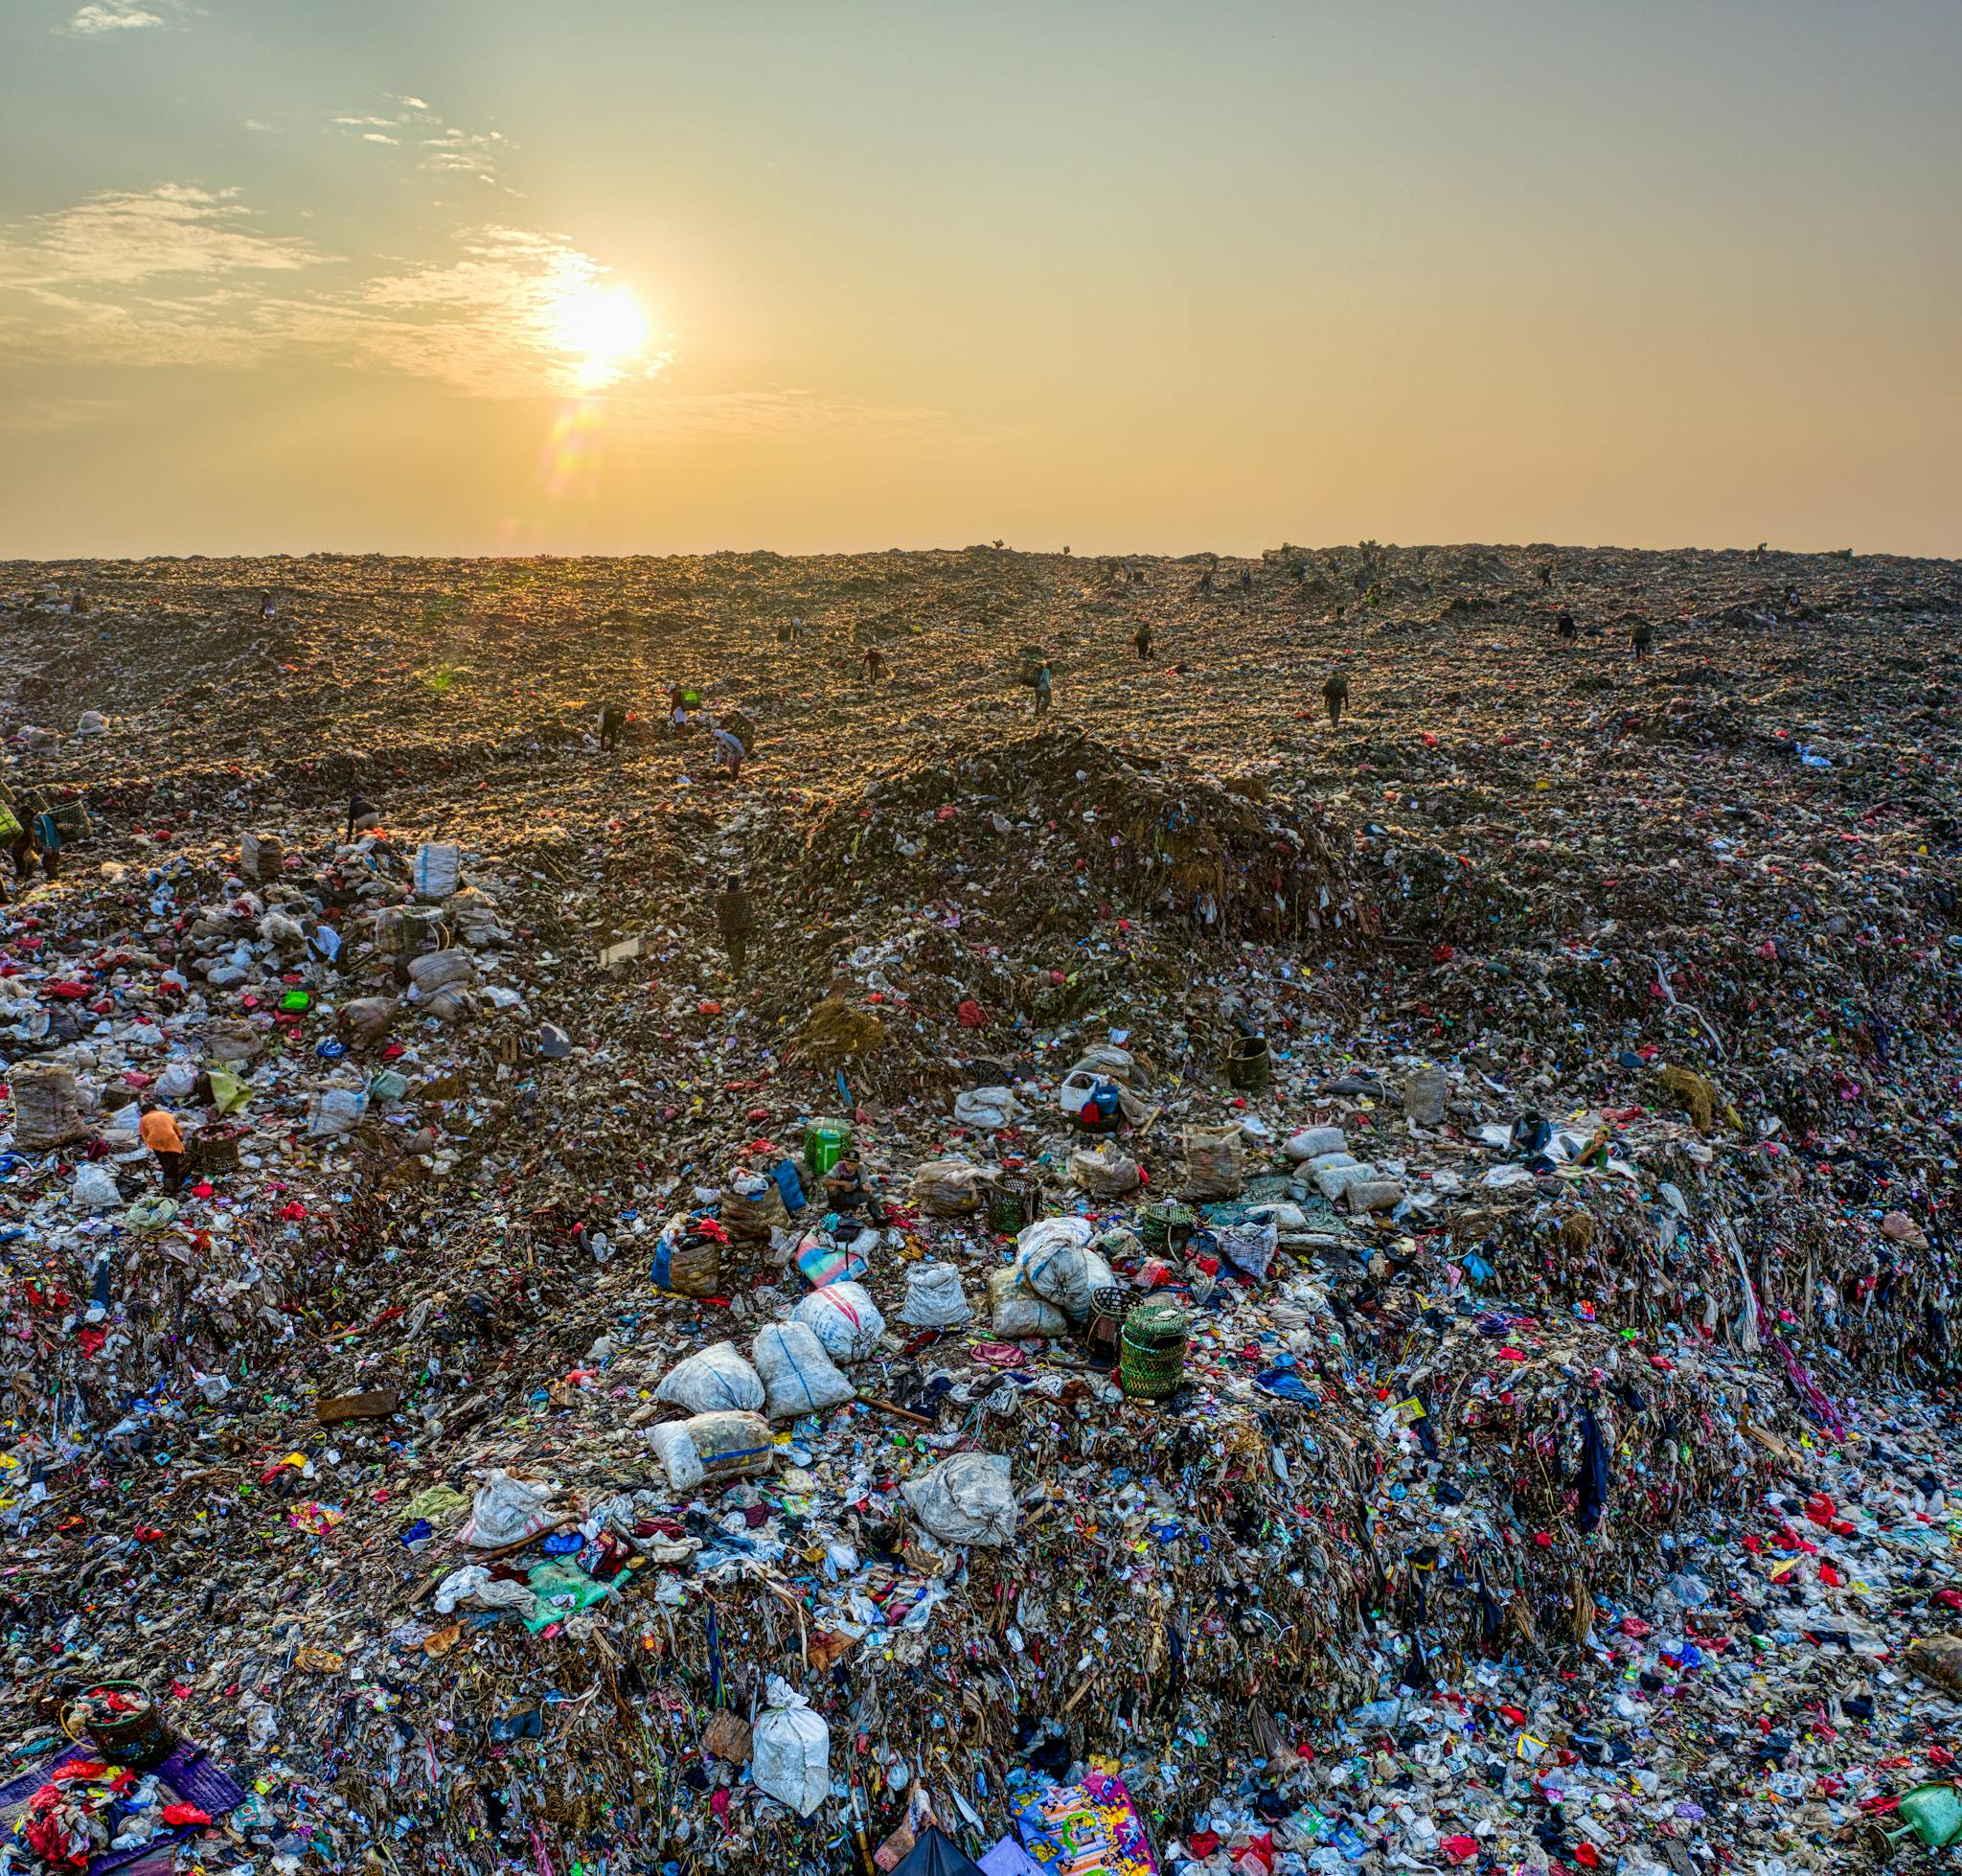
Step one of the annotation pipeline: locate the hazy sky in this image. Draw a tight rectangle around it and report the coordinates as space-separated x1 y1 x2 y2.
2 0 1958 559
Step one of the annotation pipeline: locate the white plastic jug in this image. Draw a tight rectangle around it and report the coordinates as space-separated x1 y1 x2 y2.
1057 1069 1101 1115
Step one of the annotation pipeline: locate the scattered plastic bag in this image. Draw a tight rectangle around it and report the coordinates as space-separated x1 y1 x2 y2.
71 1163 123 1211
307 1087 368 1139
459 1470 562 1548
433 1565 538 1617
1215 1219 1279 1281
952 1086 1027 1131
902 1452 1016 1546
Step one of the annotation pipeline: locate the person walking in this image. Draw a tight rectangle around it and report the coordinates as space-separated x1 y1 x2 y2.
140 1102 186 1195
1631 619 1654 662
714 875 755 977
1132 621 1153 662
1322 668 1350 726
1033 659 1054 719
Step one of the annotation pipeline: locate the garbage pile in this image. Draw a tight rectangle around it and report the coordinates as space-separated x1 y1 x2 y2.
0 543 1958 1876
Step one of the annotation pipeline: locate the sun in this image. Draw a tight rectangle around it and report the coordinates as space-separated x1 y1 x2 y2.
549 278 650 390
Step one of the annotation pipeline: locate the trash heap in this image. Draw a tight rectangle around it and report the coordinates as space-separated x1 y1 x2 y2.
0 543 1959 1876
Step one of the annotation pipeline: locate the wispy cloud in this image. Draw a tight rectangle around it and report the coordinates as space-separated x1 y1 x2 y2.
0 184 327 294
277 227 666 397
327 96 514 191
422 125 508 185
0 185 667 398
0 185 331 369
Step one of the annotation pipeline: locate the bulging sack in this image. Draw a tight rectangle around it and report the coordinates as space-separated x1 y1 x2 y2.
987 1266 1066 1339
909 1157 992 1216
649 1421 706 1493
902 1452 1016 1547
1285 1125 1348 1161
408 949 475 994
651 1224 721 1297
1015 1218 1110 1321
1069 1139 1141 1197
752 1321 855 1420
413 842 462 902
682 1409 776 1481
753 1677 831 1817
721 1177 789 1244
793 1281 885 1362
656 1341 766 1415
9 1062 86 1152
1182 1122 1245 1200
899 1261 971 1329
339 996 397 1043
206 1018 262 1065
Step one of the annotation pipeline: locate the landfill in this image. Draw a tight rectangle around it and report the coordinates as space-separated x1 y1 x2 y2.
0 542 1959 1876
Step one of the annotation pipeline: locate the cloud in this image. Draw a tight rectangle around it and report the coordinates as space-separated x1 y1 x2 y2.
277 227 665 397
0 184 328 294
422 125 508 184
0 186 331 369
63 1 167 34
329 98 511 189
0 185 674 402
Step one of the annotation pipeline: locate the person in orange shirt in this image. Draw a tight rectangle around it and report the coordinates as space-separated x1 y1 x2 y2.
138 1103 185 1195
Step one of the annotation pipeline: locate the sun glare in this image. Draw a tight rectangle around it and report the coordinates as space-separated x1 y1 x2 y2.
550 278 649 390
